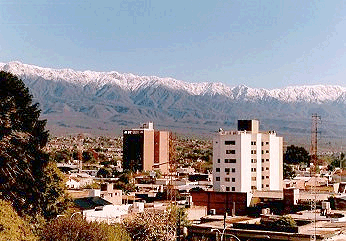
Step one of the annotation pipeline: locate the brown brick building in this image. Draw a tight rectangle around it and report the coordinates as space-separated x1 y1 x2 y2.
123 122 169 174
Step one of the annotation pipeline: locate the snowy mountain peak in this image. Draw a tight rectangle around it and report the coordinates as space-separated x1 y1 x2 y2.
1 61 346 104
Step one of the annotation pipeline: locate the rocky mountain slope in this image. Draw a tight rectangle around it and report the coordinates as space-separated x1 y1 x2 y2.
1 61 345 147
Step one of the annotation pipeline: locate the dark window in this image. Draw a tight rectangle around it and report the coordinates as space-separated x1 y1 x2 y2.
225 140 235 145
232 178 235 182
226 187 230 191
216 177 220 181
251 141 256 145
225 168 230 173
217 159 220 163
226 150 236 154
216 168 220 172
225 159 236 163
232 187 235 191
251 150 256 154
225 178 230 182
232 168 236 173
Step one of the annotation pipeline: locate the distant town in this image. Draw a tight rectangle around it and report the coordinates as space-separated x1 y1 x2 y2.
44 119 346 240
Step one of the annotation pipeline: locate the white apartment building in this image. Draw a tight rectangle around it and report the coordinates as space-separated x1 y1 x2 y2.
213 120 283 194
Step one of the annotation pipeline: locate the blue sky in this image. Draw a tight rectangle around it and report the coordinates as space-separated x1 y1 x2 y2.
1 0 346 89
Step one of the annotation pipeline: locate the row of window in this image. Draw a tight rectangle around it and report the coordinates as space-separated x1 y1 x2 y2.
251 167 269 172
224 149 269 155
251 184 270 189
217 159 237 163
224 141 270 146
226 187 236 191
251 150 270 154
215 177 236 182
252 158 271 163
215 168 236 173
217 158 270 163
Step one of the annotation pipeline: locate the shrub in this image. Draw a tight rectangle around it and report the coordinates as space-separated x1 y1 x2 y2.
40 215 130 241
0 199 37 241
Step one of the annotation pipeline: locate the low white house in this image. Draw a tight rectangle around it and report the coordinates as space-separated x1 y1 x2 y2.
66 173 93 189
83 204 131 224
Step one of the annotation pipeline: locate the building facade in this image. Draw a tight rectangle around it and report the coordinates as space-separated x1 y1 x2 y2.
123 122 170 174
213 120 283 194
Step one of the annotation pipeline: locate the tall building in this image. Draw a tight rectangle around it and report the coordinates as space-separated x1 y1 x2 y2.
123 122 170 174
213 120 283 194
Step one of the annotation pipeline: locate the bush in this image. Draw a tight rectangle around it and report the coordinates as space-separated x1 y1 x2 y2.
40 215 130 241
0 199 37 241
123 205 189 241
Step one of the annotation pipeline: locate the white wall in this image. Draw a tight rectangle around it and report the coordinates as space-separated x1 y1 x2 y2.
240 133 251 193
269 134 283 190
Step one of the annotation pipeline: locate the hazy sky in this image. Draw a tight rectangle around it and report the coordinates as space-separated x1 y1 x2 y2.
1 0 346 89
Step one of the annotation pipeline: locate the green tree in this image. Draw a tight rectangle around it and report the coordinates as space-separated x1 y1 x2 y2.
97 167 111 178
51 149 72 163
82 150 96 163
0 199 37 241
283 163 296 179
274 216 297 227
39 161 71 220
284 145 310 165
0 71 68 219
113 172 136 193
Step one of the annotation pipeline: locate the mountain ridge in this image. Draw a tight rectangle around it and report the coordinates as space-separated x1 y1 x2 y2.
2 61 346 103
1 61 346 149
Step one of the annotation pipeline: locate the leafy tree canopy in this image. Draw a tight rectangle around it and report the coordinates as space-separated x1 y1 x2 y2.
284 145 310 165
0 71 68 220
283 163 296 180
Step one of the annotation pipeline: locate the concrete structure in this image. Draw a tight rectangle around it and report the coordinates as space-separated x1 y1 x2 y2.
213 120 283 195
190 190 248 216
123 122 170 174
99 183 123 205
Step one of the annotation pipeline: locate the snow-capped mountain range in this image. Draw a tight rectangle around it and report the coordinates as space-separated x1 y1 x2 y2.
1 61 346 145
